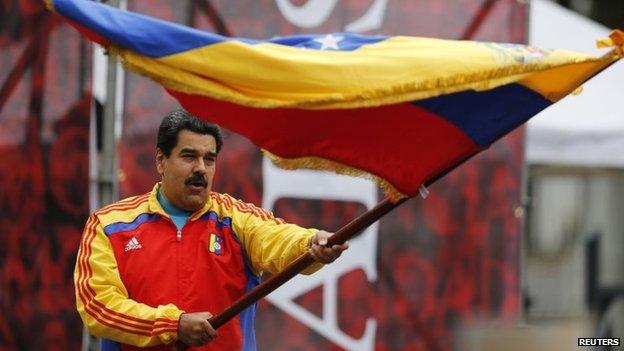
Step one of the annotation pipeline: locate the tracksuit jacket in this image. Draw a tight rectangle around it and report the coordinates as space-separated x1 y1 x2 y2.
74 183 321 350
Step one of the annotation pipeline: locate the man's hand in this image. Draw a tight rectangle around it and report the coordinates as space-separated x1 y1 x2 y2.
177 312 217 347
308 230 348 264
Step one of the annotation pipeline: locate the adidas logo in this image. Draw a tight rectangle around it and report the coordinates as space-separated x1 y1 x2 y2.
124 237 142 252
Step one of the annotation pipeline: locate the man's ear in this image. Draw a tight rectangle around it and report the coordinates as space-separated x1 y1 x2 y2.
155 148 166 176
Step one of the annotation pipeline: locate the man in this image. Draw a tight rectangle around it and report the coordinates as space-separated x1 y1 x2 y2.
74 109 347 350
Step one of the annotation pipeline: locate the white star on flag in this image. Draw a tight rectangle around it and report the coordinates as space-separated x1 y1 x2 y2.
313 34 344 50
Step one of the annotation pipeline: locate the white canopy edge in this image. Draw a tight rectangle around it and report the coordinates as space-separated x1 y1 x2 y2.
526 0 624 168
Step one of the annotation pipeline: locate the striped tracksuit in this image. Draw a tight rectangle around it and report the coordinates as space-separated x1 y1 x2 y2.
74 183 321 350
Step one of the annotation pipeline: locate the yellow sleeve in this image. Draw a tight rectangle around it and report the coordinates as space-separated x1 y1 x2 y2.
228 198 324 275
74 215 183 347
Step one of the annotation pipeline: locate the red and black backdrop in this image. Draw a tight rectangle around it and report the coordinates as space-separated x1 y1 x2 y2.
0 0 526 350
0 0 91 350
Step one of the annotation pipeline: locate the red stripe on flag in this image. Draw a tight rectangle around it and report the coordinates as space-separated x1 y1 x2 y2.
169 91 479 196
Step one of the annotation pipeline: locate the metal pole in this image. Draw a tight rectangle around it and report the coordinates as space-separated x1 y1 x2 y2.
99 0 121 207
83 1 122 350
519 0 532 325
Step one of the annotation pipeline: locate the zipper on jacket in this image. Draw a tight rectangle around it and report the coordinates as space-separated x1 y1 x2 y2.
158 214 181 242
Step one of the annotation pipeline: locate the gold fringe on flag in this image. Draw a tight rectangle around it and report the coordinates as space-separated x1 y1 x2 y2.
43 0 55 11
263 151 407 202
597 29 624 57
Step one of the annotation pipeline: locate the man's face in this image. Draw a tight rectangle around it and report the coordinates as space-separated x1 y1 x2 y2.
156 130 217 212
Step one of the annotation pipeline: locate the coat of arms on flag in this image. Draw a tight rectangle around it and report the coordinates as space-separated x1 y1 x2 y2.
208 233 223 256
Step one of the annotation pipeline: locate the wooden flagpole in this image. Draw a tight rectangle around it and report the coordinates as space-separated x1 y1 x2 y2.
174 195 409 350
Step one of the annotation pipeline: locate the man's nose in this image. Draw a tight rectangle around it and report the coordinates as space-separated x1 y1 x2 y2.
193 158 207 174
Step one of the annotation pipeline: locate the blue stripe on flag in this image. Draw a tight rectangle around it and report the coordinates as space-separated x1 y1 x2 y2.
54 0 226 57
415 83 551 146
54 0 387 56
267 33 387 51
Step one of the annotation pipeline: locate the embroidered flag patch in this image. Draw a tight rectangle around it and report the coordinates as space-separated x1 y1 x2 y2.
208 233 223 255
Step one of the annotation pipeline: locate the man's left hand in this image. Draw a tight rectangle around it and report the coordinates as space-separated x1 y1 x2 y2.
309 230 348 264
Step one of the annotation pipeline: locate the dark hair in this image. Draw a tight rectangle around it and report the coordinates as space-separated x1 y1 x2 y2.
157 109 223 156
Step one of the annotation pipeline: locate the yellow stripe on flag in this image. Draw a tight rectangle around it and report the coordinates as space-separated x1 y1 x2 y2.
110 36 608 109
209 234 216 253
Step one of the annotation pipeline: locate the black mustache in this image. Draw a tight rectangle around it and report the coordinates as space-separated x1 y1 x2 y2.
184 174 207 187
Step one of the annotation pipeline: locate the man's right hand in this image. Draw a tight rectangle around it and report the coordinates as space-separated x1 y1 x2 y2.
177 312 218 347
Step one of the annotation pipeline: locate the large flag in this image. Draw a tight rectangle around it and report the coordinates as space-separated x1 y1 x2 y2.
47 0 623 201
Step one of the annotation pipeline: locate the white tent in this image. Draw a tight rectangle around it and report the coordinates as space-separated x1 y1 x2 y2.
527 0 624 167
525 1 624 332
